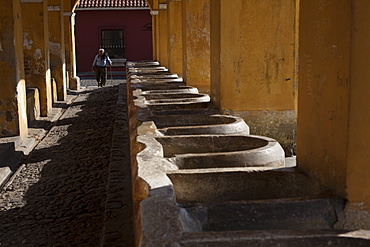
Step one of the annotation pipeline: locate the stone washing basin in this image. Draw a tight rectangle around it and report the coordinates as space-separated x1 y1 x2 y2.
166 168 322 204
133 87 199 97
130 77 184 84
126 61 160 67
131 83 189 90
141 93 209 103
129 73 179 80
155 135 284 169
183 189 344 232
127 66 167 72
134 93 211 111
151 114 250 135
127 70 173 76
130 82 187 91
150 108 220 116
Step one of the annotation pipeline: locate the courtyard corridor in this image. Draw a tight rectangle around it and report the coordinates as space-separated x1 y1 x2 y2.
0 81 134 246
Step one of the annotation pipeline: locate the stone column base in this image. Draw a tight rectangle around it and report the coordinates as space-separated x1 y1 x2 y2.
69 76 80 91
335 203 370 230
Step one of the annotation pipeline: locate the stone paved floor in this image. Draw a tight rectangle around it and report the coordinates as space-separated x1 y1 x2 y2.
0 80 134 246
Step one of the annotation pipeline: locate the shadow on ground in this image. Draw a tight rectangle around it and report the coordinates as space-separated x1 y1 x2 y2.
0 84 134 246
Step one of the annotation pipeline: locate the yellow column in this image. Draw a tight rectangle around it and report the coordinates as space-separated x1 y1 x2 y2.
157 0 169 68
297 0 351 195
167 0 183 76
210 0 297 155
151 0 159 61
22 1 53 117
345 0 370 229
48 0 67 101
64 11 80 90
182 0 211 93
0 0 28 139
299 0 370 229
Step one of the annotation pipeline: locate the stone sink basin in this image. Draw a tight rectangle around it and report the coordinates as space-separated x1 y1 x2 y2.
127 71 173 76
133 87 199 96
135 93 211 110
167 167 344 232
156 135 285 169
166 168 322 204
129 73 179 80
126 61 160 67
151 114 250 135
127 66 168 72
141 93 209 103
130 77 184 84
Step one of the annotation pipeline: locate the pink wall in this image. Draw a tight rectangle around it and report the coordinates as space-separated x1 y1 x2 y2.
75 9 153 73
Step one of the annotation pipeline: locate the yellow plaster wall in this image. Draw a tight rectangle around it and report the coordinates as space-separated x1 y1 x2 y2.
167 0 183 76
22 2 53 117
0 0 28 139
346 0 370 207
210 0 297 155
182 0 211 93
211 0 296 111
297 0 351 195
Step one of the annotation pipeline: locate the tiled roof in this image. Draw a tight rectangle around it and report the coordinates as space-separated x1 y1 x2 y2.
77 0 148 8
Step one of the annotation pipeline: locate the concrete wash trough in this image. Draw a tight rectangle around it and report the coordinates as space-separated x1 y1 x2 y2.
129 73 179 80
134 93 211 110
126 61 160 67
167 168 344 230
133 86 199 96
127 66 168 72
156 135 284 169
130 77 184 84
151 114 249 135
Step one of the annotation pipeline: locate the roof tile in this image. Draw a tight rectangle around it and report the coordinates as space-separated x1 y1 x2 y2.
77 0 148 8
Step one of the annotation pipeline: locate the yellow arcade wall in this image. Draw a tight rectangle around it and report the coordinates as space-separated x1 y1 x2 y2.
210 0 297 155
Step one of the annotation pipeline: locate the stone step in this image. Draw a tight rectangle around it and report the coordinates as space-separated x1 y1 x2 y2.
185 193 344 231
179 229 370 246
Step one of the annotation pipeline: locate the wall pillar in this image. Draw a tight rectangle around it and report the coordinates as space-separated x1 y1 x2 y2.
297 0 350 196
154 0 169 68
210 0 297 155
344 0 370 228
64 11 80 90
48 0 67 101
22 1 53 117
298 0 370 229
182 0 211 93
167 0 182 76
0 0 28 139
150 0 159 61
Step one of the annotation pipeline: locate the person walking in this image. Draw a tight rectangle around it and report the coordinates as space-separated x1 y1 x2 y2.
91 48 112 87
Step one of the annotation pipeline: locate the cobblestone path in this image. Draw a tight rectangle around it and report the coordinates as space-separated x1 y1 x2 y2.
0 83 133 246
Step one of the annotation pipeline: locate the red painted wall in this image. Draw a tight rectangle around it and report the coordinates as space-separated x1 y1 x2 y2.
75 9 152 73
